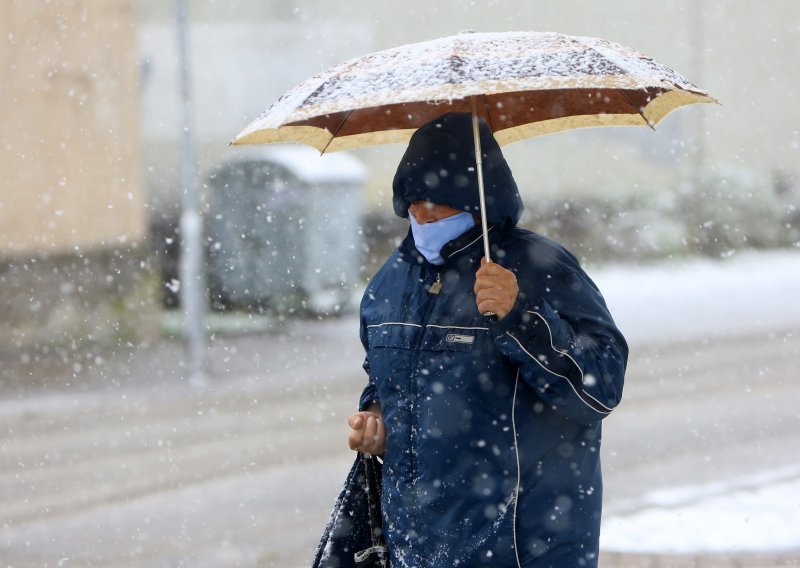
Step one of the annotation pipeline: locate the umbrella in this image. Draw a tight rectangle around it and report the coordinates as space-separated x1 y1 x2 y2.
231 30 717 264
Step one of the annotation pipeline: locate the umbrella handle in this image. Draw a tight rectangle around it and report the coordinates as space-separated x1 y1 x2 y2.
471 96 497 322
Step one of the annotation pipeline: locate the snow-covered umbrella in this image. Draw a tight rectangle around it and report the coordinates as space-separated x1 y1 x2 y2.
231 30 717 263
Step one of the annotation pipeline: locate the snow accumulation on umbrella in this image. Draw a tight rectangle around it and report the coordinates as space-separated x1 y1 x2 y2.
243 31 708 130
233 30 717 153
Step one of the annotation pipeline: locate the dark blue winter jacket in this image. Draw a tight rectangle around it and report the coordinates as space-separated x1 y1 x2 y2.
358 113 627 567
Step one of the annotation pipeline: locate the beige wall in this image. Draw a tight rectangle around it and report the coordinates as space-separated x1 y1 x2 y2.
0 0 145 256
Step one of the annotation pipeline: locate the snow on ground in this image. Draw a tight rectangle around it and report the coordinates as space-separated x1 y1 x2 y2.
592 249 800 554
2 249 798 560
592 249 800 344
601 469 800 553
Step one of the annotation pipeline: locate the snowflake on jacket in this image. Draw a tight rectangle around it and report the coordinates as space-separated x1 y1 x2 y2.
358 113 628 568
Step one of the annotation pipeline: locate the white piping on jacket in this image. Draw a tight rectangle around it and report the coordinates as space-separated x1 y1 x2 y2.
511 367 522 568
504 330 610 416
426 324 489 331
366 322 422 329
527 310 615 412
368 322 491 332
446 226 495 258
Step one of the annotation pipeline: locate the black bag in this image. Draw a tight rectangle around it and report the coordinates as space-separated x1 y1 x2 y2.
312 453 389 568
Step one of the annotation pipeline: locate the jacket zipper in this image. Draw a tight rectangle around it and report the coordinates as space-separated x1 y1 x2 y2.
429 272 442 294
407 266 441 529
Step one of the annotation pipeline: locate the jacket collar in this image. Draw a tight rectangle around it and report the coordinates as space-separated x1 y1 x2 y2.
399 224 496 269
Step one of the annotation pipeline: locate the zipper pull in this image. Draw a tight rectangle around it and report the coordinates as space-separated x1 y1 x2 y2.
429 273 442 295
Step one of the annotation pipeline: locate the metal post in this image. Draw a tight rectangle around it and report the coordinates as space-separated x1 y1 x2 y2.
689 0 706 179
175 0 206 386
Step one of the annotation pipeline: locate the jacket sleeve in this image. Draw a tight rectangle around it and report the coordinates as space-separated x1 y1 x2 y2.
490 263 627 424
357 314 380 411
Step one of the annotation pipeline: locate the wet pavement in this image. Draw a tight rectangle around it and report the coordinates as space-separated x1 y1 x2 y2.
0 314 798 566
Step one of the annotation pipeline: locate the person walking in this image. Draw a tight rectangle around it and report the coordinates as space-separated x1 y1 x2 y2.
348 112 628 568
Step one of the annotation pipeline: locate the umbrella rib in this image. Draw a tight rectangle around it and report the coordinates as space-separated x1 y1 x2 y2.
618 89 656 131
320 110 353 154
481 94 495 133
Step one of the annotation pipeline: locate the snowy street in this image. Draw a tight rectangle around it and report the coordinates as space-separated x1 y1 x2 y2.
5 1 800 567
1 251 799 566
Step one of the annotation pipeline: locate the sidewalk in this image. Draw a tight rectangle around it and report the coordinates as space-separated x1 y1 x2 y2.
600 550 800 567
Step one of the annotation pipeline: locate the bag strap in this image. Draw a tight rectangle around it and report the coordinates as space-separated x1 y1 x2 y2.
362 453 385 547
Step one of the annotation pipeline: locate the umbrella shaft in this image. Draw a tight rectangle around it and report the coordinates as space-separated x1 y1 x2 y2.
471 97 492 262
472 97 497 322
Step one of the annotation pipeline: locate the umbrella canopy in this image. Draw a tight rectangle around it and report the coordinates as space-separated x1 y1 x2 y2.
231 31 717 152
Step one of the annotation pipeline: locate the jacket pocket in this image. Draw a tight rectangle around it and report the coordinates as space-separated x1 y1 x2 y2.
366 322 421 349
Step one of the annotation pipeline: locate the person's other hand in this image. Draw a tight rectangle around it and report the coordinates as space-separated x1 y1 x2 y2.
474 257 519 320
347 410 386 455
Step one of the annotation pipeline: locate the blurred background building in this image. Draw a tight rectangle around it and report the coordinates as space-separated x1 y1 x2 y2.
2 0 799 363
136 0 799 265
0 1 155 365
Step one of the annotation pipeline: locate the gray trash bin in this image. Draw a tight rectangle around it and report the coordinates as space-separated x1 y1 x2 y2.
205 145 366 315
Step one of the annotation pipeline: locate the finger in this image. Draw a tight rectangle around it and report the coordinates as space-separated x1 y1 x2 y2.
363 416 378 446
477 296 498 313
348 426 364 451
479 256 503 271
479 259 515 280
477 295 496 314
475 270 505 291
476 274 517 295
475 281 507 296
479 285 514 304
476 287 501 305
348 413 364 429
474 273 503 294
474 279 493 294
476 263 498 278
478 298 508 320
373 418 386 454
375 417 386 442
477 290 512 319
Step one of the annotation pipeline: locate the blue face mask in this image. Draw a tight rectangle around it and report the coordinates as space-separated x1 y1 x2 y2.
409 211 476 265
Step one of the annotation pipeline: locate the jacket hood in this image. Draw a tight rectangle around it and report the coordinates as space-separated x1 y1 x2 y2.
392 112 523 229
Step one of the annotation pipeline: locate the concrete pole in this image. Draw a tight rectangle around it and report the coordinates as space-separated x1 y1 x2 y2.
689 0 706 180
175 0 206 386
